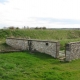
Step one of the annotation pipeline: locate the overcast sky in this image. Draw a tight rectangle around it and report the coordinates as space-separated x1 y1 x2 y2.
0 0 80 28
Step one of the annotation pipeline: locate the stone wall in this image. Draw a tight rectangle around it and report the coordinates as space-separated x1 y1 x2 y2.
6 38 60 58
6 38 29 50
29 40 60 58
65 42 80 61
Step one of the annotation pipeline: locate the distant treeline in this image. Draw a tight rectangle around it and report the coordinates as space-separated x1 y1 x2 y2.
3 26 80 30
3 26 46 30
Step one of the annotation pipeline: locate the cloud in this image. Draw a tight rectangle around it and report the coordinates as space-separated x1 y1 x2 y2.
0 0 80 28
36 18 80 24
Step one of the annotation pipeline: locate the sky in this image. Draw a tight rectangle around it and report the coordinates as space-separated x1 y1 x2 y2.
0 0 80 28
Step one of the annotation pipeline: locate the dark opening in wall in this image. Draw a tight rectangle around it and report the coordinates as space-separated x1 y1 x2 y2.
46 42 48 46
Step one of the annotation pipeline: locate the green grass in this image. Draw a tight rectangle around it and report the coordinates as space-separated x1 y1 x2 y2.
0 29 80 50
0 29 80 39
0 51 80 80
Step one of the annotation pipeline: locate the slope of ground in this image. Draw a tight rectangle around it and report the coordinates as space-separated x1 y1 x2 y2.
0 52 80 80
0 29 80 50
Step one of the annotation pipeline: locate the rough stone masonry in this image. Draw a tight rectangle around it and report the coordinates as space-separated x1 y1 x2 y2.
6 38 60 58
65 42 80 61
6 38 80 61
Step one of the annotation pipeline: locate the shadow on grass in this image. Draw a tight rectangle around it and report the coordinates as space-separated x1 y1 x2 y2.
33 52 54 59
0 50 67 64
26 51 64 64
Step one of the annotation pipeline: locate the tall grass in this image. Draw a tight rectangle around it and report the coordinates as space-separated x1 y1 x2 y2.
0 29 80 50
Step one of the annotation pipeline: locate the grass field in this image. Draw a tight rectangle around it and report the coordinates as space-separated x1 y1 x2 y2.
0 29 80 50
0 29 80 80
0 51 80 80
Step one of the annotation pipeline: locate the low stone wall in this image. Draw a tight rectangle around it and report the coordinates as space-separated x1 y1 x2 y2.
6 38 29 50
65 42 80 61
6 38 60 58
29 40 60 58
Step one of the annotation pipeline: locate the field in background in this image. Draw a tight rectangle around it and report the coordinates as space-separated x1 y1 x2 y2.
0 51 80 80
0 29 80 50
